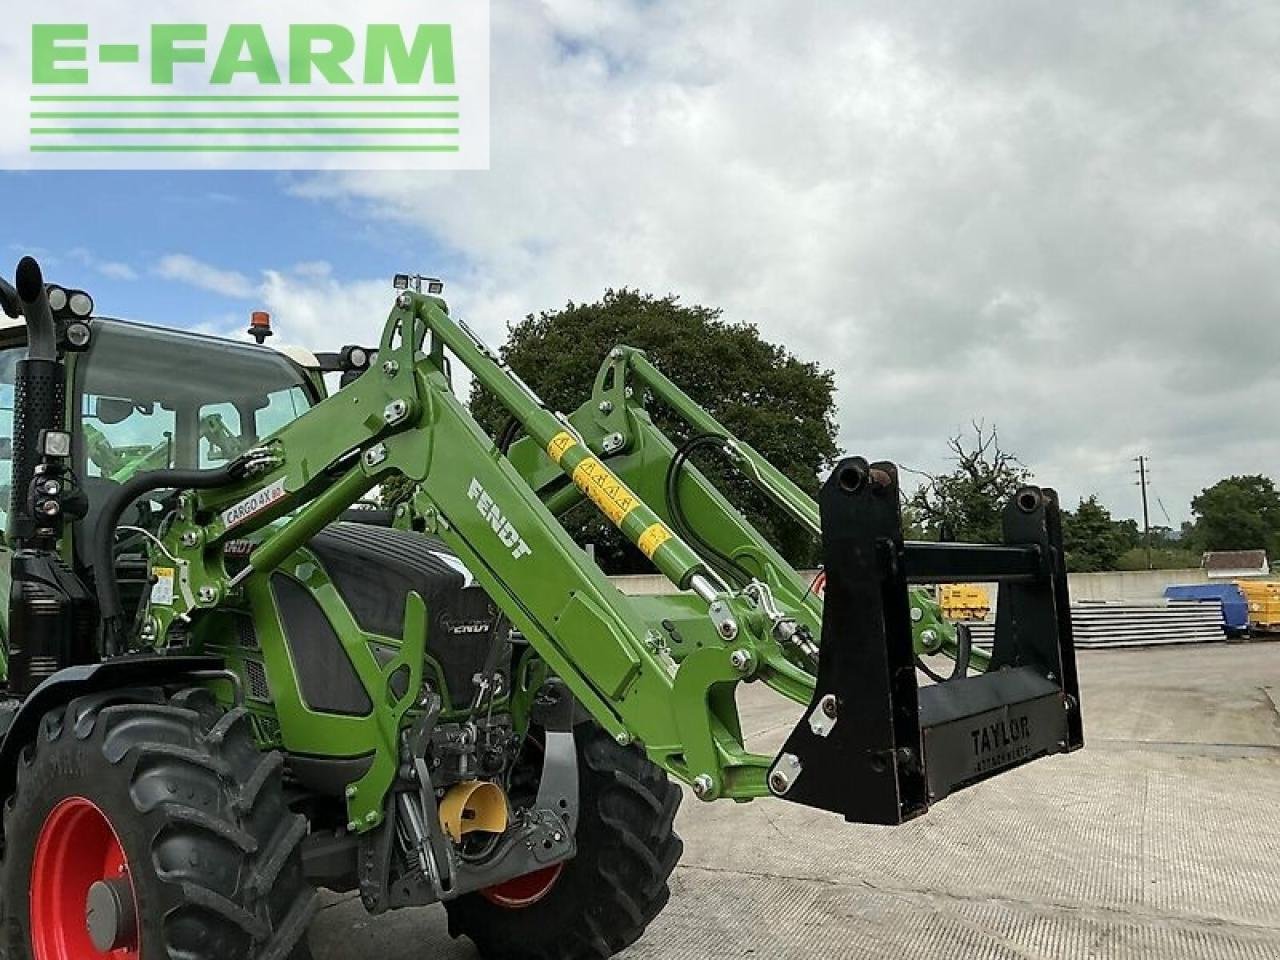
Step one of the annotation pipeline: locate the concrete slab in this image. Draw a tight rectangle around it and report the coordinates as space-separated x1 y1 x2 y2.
308 642 1280 960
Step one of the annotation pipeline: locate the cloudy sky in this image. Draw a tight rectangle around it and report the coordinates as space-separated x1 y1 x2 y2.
3 1 1278 525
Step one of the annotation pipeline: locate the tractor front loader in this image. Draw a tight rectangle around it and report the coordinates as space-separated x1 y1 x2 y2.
0 256 1082 960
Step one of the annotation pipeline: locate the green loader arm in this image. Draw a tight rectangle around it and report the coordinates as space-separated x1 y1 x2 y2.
499 344 986 673
152 293 812 829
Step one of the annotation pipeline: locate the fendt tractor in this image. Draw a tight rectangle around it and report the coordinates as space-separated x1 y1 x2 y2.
0 256 1082 960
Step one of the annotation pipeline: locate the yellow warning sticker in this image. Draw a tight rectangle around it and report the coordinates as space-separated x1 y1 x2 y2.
547 431 577 464
571 456 639 526
637 523 674 559
151 567 175 606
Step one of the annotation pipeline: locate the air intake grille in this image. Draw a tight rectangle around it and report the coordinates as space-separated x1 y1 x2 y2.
244 659 272 703
236 616 259 650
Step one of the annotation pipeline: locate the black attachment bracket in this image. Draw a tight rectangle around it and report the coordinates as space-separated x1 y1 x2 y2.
769 457 1083 825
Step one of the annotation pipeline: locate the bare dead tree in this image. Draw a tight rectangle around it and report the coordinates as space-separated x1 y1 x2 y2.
904 421 1030 542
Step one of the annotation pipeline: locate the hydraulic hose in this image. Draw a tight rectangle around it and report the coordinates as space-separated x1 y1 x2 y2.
665 433 754 588
94 462 240 655
496 417 523 455
915 622 975 683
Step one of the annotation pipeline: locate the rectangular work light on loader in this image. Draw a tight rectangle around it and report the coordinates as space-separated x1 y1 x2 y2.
769 456 1083 825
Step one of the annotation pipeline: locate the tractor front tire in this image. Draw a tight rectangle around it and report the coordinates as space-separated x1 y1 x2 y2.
445 720 683 960
0 686 315 960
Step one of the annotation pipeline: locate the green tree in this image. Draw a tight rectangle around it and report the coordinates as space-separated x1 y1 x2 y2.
908 422 1031 543
1189 474 1280 557
403 289 839 572
1061 495 1129 572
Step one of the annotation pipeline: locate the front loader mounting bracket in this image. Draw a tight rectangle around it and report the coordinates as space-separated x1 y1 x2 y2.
769 457 1083 825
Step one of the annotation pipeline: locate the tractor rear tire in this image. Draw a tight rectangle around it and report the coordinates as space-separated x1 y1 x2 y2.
0 686 315 960
445 720 683 960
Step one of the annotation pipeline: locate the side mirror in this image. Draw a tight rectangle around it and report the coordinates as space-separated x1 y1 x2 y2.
94 397 135 425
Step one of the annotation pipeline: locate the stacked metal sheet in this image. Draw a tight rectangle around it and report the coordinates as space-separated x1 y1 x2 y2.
967 599 1226 649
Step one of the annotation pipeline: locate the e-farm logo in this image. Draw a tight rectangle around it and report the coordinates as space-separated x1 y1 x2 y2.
2 1 489 170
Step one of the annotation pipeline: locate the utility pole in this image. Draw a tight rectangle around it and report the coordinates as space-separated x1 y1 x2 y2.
1134 455 1152 569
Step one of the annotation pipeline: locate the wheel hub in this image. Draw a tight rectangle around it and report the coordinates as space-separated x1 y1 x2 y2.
30 796 140 960
86 877 138 953
481 862 564 909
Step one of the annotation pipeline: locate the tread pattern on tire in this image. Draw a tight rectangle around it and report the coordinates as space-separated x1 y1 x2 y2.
445 720 683 960
0 686 315 960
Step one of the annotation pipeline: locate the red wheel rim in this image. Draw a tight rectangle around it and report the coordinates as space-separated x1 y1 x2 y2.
481 863 564 909
30 796 140 960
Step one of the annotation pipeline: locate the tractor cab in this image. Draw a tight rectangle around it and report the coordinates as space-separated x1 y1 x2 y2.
0 309 321 678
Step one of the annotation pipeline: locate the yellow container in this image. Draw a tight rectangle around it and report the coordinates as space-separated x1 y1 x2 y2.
940 583 992 622
1237 580 1280 632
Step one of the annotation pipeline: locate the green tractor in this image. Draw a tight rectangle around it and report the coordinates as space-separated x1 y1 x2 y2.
0 257 1081 960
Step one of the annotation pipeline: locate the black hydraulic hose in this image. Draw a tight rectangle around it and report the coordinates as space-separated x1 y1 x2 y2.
94 462 240 655
496 417 522 455
15 256 56 361
665 433 754 588
915 622 974 683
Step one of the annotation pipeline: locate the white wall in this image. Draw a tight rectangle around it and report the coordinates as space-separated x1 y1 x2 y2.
1067 568 1208 602
609 567 1212 603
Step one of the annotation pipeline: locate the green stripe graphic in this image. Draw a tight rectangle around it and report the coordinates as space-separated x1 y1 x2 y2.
31 95 459 103
31 144 462 153
32 128 460 136
31 112 459 119
27 94 468 157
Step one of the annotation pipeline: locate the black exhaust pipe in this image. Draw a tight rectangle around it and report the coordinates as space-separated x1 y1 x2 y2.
8 256 63 544
5 257 95 694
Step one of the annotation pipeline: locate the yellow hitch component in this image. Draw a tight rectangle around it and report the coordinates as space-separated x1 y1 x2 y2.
438 781 510 842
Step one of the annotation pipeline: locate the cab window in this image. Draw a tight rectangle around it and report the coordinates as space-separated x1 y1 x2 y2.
82 396 176 479
74 320 316 488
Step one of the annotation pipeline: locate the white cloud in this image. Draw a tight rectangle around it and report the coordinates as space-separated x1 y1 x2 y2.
154 253 256 299
256 268 395 348
95 260 138 281
68 248 138 281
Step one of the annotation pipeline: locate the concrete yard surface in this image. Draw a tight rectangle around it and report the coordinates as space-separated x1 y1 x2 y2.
308 643 1280 960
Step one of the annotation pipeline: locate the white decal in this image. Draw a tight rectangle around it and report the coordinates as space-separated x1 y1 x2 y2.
430 550 476 586
221 478 288 530
467 477 533 560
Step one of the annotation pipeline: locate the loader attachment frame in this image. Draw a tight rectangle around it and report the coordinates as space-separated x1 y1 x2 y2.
771 459 1082 824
